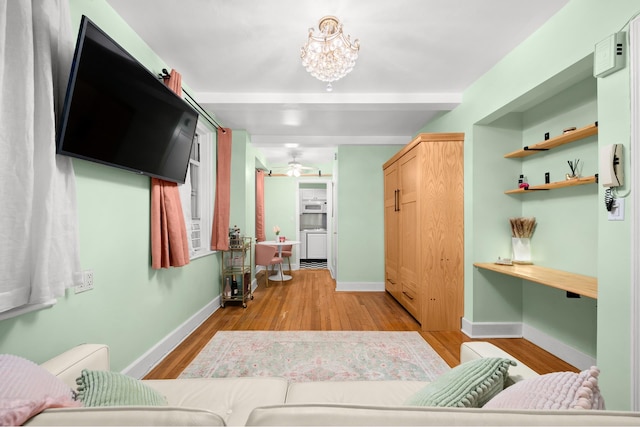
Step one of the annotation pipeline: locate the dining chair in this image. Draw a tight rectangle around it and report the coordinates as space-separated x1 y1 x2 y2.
280 244 293 274
255 244 283 287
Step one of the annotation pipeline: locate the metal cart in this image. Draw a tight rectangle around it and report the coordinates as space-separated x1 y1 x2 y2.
220 237 253 308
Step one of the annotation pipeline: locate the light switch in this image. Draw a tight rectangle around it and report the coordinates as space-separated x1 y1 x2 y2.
608 198 625 221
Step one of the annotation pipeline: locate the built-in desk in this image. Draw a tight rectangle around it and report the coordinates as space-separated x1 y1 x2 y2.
473 263 597 299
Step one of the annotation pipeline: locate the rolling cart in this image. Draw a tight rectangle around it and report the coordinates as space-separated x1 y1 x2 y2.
220 237 253 308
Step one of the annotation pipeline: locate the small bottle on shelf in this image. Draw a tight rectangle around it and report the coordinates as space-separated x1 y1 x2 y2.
231 275 238 295
518 174 529 189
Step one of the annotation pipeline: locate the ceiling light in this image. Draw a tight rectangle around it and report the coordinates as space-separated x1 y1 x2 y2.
301 16 360 92
286 167 301 177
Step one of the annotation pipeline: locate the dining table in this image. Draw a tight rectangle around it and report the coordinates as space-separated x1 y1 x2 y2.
257 240 300 281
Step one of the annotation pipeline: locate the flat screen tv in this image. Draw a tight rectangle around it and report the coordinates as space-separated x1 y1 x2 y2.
57 15 198 184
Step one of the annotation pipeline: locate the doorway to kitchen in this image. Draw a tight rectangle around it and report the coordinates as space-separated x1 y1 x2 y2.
297 179 333 276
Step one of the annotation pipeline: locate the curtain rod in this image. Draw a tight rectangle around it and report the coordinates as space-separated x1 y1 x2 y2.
267 171 331 177
159 69 225 132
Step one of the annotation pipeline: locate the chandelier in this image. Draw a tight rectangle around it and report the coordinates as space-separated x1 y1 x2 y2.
301 16 360 91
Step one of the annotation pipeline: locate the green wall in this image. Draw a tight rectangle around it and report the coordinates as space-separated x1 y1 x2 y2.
264 177 300 243
336 145 402 284
0 0 220 372
419 0 638 409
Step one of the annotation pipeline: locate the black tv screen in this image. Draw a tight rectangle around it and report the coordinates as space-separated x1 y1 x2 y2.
57 15 198 184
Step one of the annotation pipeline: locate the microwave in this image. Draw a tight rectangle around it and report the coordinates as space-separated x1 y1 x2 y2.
301 201 327 213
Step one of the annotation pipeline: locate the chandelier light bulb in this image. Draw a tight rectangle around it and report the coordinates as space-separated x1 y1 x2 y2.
301 16 360 88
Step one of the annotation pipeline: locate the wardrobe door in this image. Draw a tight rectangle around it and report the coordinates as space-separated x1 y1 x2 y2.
383 162 401 300
398 146 421 322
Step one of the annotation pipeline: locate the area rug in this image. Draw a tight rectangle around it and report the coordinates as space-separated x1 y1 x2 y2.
178 331 450 382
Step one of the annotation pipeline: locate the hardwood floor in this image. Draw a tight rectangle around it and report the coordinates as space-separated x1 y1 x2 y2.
144 269 578 379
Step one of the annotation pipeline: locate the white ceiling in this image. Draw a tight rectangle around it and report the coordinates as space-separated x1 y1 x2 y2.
105 0 569 168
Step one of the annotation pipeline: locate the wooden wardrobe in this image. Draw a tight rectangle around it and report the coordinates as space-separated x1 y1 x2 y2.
383 133 464 331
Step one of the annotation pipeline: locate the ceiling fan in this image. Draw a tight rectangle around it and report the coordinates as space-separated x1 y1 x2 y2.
270 154 316 177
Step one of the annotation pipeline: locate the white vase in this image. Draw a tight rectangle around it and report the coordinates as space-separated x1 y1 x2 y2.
512 238 532 264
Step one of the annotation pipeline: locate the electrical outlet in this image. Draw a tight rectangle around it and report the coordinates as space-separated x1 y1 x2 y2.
608 198 625 221
75 270 95 293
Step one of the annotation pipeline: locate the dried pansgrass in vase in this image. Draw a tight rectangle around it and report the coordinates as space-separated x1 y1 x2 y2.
509 217 536 238
510 217 536 264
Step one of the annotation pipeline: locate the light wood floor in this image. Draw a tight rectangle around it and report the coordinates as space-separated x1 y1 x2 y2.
144 268 577 379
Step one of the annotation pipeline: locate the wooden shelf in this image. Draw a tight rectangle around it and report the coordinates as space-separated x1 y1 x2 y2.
474 262 597 299
504 175 597 194
504 123 598 159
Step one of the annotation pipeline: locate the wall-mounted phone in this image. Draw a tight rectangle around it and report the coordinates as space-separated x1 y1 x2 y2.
599 144 623 187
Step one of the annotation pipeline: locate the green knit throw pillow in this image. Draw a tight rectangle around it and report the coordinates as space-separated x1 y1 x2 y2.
76 369 167 407
404 357 516 408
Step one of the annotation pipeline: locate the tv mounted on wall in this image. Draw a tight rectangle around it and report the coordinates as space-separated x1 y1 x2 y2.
56 15 198 184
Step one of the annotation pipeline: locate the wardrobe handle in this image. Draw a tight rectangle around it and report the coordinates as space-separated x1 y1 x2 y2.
402 291 414 300
395 189 400 211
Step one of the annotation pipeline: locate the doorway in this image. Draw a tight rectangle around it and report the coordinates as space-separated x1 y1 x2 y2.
297 179 334 277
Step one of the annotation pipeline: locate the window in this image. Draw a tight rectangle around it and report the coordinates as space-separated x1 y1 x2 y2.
190 134 202 251
179 122 214 259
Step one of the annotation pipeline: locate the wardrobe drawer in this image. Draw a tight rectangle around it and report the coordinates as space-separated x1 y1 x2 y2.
401 284 420 321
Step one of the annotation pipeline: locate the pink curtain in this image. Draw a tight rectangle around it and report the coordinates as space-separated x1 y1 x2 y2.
255 169 266 242
211 127 232 250
151 69 190 269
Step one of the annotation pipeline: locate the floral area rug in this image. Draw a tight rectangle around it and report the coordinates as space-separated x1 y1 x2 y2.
178 331 450 382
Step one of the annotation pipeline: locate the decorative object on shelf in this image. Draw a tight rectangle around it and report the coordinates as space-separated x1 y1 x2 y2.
566 159 580 180
563 126 577 134
518 174 529 190
509 217 536 264
495 257 513 266
224 278 231 297
228 225 243 249
301 15 360 92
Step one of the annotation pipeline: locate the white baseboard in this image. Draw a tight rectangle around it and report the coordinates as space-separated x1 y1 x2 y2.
522 323 596 370
461 317 596 369
121 296 220 379
461 318 522 338
335 281 384 292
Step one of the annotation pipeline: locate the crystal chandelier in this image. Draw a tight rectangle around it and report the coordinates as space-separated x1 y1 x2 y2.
301 16 360 91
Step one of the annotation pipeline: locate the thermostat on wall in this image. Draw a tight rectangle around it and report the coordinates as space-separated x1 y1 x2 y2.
594 32 625 78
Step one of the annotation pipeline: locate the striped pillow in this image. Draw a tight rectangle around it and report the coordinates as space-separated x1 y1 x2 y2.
404 357 515 407
76 369 167 407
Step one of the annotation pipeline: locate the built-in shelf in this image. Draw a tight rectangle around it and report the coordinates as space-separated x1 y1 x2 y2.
504 175 597 194
504 123 598 159
474 262 597 299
